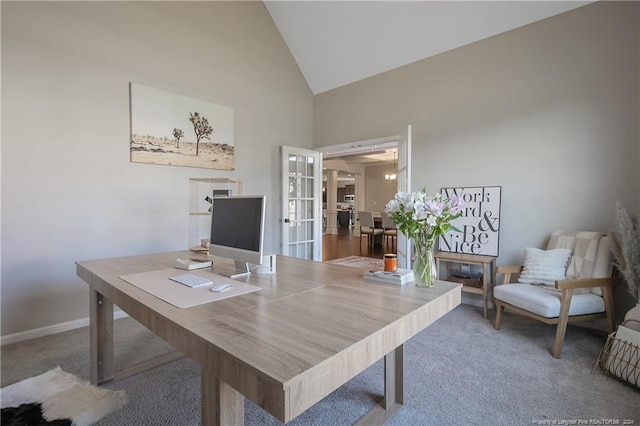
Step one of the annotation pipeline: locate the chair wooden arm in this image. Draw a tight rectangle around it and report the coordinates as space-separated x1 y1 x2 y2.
496 265 523 284
554 276 622 290
552 277 622 351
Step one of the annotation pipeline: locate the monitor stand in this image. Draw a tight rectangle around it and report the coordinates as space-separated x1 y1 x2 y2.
225 260 251 279
209 258 252 279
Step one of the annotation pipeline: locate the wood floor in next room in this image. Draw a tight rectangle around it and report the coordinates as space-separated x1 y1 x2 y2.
322 226 395 262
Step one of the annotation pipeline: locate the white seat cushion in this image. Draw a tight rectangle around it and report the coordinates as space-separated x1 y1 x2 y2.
494 284 605 318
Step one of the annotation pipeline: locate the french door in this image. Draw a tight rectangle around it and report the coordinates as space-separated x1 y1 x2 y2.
280 146 323 261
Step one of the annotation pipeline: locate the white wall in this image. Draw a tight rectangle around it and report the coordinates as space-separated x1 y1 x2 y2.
1 2 313 338
315 1 639 267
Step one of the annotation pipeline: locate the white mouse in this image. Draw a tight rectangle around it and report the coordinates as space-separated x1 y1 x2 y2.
211 283 232 292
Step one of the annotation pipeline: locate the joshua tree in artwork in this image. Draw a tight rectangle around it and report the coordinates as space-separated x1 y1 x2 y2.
189 112 213 156
173 128 184 148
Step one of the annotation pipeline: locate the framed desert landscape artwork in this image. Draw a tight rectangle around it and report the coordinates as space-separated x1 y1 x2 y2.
130 83 234 170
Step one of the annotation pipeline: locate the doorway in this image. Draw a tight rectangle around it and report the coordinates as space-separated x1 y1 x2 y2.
326 152 397 234
316 126 412 268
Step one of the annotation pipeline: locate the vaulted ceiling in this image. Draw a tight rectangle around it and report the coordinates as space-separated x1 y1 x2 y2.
265 1 594 176
264 1 593 95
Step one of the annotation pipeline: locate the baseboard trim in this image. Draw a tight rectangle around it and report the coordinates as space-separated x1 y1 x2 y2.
461 292 495 311
1 311 130 346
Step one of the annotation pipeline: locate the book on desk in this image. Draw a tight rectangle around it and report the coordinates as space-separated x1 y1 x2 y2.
174 258 212 270
363 269 414 285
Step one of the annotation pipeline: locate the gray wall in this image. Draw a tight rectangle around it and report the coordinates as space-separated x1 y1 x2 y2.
2 0 638 341
315 1 639 267
1 2 313 338
364 164 399 212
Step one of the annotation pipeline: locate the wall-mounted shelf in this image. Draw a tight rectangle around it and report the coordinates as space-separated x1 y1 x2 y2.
188 178 243 249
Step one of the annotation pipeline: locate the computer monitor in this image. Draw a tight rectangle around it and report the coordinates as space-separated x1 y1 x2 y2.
209 195 266 278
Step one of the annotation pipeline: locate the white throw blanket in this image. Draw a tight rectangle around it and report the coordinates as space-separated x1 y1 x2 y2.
547 230 605 294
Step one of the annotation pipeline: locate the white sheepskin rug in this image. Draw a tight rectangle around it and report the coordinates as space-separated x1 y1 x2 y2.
1 367 127 426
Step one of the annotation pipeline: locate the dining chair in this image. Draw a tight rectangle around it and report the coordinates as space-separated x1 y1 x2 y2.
357 211 383 250
380 211 398 252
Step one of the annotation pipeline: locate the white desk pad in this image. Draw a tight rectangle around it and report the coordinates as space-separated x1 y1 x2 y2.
119 268 261 308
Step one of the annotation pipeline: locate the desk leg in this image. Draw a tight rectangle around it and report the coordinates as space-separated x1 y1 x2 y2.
355 344 403 425
384 344 404 408
202 370 244 426
89 288 114 385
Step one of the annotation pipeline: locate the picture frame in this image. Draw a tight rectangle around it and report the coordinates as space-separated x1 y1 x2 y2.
439 186 501 257
130 83 234 170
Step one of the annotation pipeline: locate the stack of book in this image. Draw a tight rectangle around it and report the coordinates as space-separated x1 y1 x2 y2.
174 258 212 270
363 269 414 285
447 271 482 287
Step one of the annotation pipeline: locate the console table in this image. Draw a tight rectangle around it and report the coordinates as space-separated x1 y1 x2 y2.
434 251 496 319
76 251 460 425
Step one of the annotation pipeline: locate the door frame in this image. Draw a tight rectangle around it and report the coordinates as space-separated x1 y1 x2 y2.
317 136 400 220
281 146 323 261
316 129 412 266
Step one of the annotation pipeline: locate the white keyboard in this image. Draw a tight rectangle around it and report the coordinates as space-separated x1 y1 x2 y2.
169 273 212 288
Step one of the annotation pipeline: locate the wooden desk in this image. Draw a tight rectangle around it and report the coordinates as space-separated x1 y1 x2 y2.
76 252 460 425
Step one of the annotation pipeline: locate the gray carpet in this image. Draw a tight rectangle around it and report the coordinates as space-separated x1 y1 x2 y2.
2 305 638 425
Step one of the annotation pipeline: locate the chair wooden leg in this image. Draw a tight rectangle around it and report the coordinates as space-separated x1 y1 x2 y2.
494 302 504 330
363 233 370 251
601 285 615 333
552 288 574 359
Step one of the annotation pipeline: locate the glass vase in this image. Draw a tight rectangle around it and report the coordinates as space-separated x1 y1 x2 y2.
413 237 437 287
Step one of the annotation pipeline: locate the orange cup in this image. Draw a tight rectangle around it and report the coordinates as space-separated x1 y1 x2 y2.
384 254 397 272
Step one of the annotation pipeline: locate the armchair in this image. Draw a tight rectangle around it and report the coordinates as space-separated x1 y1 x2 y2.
494 230 619 358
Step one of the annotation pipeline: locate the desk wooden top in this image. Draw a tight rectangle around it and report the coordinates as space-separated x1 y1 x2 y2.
76 251 460 422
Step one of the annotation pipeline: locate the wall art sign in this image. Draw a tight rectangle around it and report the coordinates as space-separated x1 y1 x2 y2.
439 186 501 256
130 83 234 170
